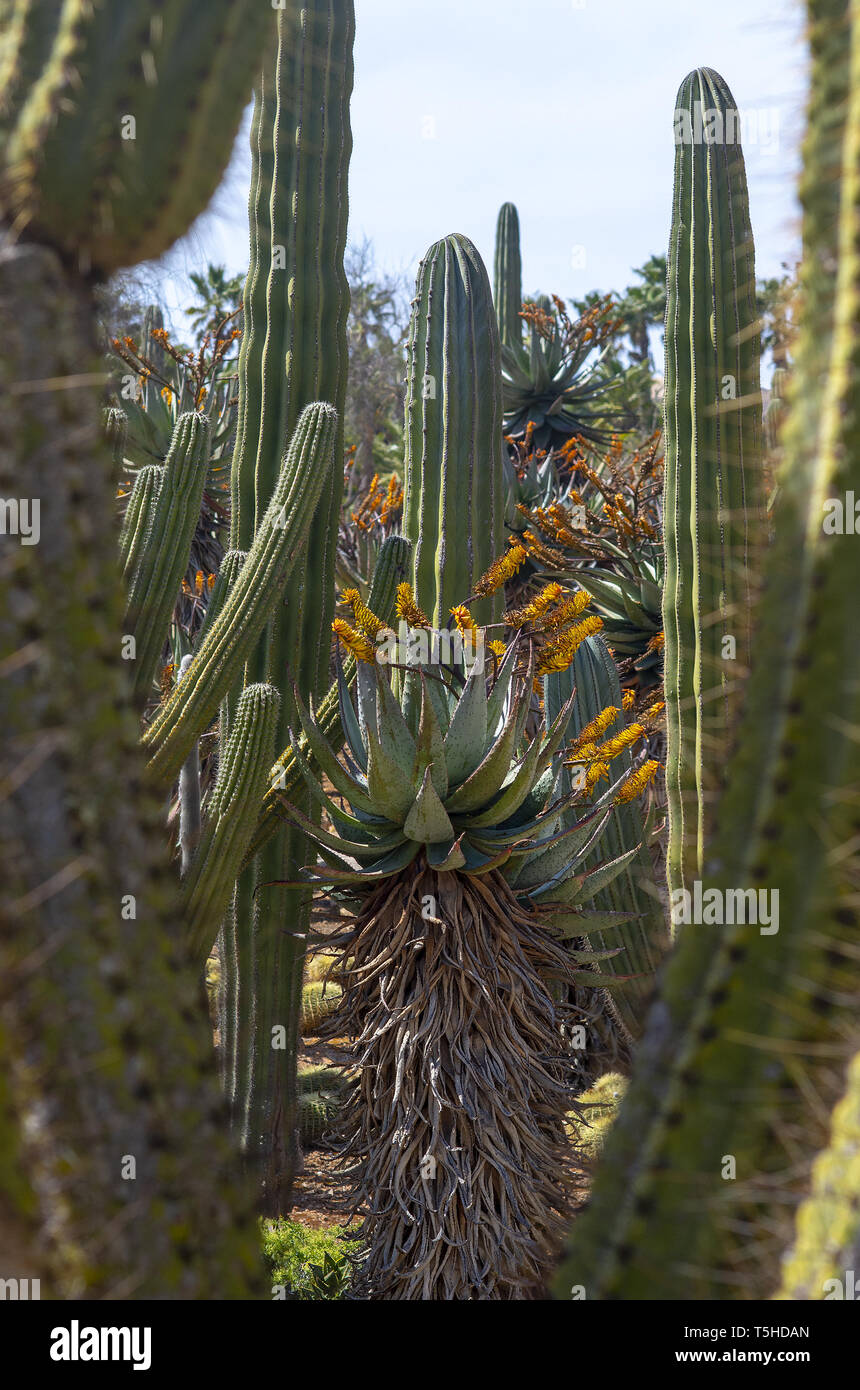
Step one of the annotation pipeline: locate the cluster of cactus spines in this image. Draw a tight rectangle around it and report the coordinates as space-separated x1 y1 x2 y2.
195 547 247 653
493 201 523 351
0 1 275 274
182 683 280 967
403 232 505 630
247 533 412 863
142 401 338 786
117 462 162 580
662 67 765 898
546 633 668 1038
123 410 210 699
554 23 860 1301
776 1049 860 1299
104 402 128 465
225 0 355 1212
0 240 260 1295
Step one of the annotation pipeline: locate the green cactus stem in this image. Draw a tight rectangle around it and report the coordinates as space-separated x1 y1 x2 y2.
124 410 210 700
0 239 260 1295
553 15 860 1301
662 67 765 897
493 201 523 351
1 1 275 274
403 233 505 630
182 684 280 967
143 401 338 786
117 462 162 581
177 654 201 876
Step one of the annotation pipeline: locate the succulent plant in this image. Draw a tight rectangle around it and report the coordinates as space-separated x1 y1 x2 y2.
279 617 655 1298
662 67 765 896
493 200 524 352
403 232 505 630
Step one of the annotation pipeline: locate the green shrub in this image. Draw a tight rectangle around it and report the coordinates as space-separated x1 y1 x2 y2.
262 1219 360 1300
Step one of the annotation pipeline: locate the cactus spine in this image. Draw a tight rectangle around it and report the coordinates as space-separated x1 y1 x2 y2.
142 402 338 785
662 68 765 897
403 233 505 629
124 410 210 699
493 201 523 351
554 19 860 1300
226 0 355 1212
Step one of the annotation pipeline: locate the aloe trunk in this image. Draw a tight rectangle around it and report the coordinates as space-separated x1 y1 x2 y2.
662 67 765 897
403 233 505 630
554 15 860 1300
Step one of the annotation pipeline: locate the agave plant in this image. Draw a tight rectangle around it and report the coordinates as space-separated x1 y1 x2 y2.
274 599 654 1299
501 294 630 450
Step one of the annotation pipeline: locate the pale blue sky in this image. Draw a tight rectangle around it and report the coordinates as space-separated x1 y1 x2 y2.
151 0 808 323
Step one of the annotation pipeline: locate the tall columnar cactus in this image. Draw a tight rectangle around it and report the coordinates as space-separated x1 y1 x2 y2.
545 633 668 1038
403 233 505 630
182 683 280 967
662 67 765 897
143 402 338 786
0 241 262 1296
123 410 210 699
226 0 355 1212
0 3 275 1292
0 1 275 274
553 10 860 1300
493 201 523 351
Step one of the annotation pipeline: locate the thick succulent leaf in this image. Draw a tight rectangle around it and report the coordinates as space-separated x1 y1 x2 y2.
442 665 488 785
301 841 421 884
365 719 419 822
280 799 407 861
374 662 418 768
337 650 367 772
443 684 524 814
286 733 391 839
427 836 467 871
497 766 555 830
540 908 641 939
531 844 640 905
514 807 612 890
356 658 378 752
566 969 640 993
403 765 455 843
413 679 448 799
486 636 520 736
566 946 625 964
460 840 513 875
455 728 544 829
292 684 375 814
